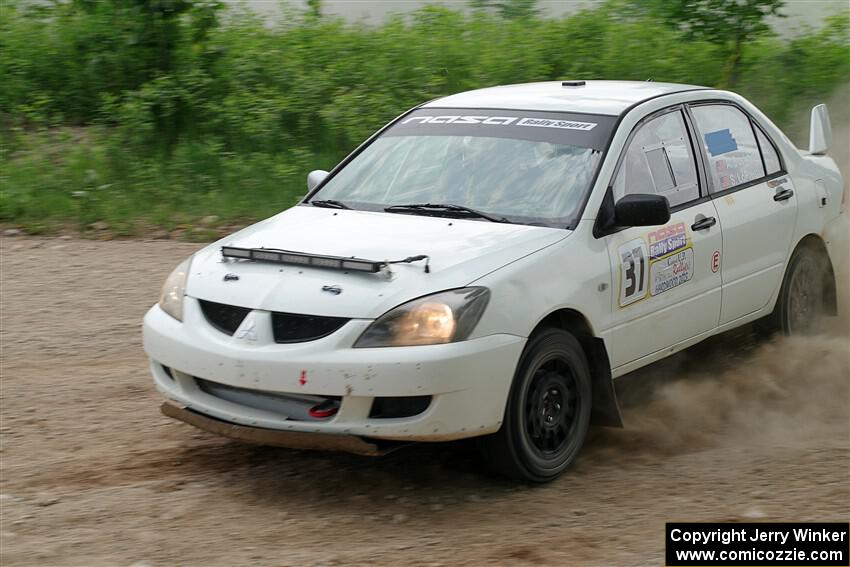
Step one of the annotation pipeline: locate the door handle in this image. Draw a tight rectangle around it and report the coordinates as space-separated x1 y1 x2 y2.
774 188 794 202
691 216 717 231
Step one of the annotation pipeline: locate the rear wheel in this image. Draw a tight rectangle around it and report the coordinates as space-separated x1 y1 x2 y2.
480 328 591 482
758 244 829 336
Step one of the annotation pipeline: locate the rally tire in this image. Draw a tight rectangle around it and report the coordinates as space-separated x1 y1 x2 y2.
479 328 592 483
758 243 829 336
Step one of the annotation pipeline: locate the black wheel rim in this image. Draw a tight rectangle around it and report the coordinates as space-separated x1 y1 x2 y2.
523 358 579 457
787 256 821 334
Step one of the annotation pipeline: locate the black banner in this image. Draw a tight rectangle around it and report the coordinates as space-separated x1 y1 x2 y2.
384 107 617 150
666 523 849 566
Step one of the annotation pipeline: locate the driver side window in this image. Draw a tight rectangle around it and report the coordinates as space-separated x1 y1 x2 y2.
612 110 700 208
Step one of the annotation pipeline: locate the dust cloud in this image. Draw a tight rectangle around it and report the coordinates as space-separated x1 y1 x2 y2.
625 335 847 450
591 330 847 467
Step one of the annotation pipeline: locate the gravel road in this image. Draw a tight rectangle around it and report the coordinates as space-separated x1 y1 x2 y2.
1 236 847 567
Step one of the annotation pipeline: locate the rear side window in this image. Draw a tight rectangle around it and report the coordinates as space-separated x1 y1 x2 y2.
691 105 765 192
755 125 782 175
612 110 700 208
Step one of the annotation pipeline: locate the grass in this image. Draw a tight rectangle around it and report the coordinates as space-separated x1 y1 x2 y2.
0 128 324 236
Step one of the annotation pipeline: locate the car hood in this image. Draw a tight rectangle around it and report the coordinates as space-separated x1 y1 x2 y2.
186 206 570 319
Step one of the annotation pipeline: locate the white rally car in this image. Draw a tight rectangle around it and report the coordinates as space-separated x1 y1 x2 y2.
144 81 846 482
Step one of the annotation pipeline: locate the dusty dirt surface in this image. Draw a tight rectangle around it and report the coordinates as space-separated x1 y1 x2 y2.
1 236 848 567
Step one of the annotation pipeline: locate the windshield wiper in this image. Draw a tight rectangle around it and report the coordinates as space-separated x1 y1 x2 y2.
311 199 351 210
384 203 509 223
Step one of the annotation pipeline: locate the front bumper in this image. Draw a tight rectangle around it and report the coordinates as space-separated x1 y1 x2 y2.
143 298 525 442
160 401 388 455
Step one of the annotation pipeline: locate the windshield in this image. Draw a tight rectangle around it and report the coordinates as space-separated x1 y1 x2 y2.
309 108 616 227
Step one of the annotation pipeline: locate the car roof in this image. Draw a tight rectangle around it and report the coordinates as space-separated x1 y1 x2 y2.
422 80 708 116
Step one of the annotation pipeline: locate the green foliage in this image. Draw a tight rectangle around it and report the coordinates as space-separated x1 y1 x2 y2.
0 0 848 235
636 0 786 86
647 0 784 44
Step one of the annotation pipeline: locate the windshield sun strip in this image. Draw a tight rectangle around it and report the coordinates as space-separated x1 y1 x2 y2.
305 109 615 228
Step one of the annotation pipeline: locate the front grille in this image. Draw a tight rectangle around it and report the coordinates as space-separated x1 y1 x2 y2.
271 312 349 343
198 299 347 343
199 299 251 335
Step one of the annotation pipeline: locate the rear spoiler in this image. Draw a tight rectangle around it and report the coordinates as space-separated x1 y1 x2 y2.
808 104 832 155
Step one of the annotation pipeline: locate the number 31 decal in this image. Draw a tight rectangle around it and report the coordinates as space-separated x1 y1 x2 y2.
619 238 648 307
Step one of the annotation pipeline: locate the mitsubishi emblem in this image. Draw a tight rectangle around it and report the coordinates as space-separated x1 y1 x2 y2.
235 317 257 341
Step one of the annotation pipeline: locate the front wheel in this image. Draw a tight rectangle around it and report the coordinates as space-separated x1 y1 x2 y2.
479 328 592 482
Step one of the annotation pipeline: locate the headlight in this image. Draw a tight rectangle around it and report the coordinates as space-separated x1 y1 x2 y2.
354 287 489 348
159 257 192 321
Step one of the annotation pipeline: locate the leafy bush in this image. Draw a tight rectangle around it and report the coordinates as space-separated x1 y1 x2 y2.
1 1 847 234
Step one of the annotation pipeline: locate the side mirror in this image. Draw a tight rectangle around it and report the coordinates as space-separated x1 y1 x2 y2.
809 104 831 155
614 194 671 227
307 170 329 192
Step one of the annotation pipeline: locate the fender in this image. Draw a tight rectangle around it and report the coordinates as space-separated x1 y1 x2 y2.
536 309 623 428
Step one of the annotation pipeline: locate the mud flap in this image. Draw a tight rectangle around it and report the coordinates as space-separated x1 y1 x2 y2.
586 337 624 427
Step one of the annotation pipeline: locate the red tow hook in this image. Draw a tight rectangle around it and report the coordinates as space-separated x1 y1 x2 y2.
308 399 339 419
